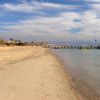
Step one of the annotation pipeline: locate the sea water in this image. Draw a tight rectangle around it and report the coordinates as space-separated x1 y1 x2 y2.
52 49 100 100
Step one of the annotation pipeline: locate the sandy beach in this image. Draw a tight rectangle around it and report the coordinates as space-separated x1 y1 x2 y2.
0 46 79 100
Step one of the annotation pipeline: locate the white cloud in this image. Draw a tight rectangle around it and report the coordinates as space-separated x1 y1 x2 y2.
91 3 100 11
86 0 100 11
1 12 81 35
0 1 100 41
0 3 39 12
81 11 99 24
1 9 100 40
86 0 100 2
0 2 80 13
77 10 100 40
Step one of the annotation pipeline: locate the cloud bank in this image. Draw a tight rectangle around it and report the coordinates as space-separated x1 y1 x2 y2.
0 0 100 41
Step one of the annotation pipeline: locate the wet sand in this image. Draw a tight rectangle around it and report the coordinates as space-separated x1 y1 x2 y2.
0 46 79 100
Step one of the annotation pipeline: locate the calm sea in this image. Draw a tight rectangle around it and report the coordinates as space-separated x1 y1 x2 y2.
52 49 100 100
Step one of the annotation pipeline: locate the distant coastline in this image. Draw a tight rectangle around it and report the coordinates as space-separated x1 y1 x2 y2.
0 38 100 50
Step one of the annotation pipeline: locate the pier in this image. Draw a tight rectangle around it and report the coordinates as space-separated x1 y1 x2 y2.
43 44 69 49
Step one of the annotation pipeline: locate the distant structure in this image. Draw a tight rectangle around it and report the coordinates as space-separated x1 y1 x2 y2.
43 44 70 49
80 45 89 49
6 39 23 46
0 38 100 49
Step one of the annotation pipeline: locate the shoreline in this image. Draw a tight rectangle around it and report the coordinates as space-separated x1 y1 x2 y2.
48 49 83 100
0 46 79 100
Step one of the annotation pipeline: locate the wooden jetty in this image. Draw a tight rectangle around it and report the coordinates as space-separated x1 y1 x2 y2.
43 44 69 49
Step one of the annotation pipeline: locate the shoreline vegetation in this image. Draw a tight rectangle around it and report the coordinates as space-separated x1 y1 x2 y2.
0 46 81 100
0 38 100 49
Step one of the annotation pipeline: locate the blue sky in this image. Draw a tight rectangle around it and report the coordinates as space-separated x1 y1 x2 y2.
0 0 100 41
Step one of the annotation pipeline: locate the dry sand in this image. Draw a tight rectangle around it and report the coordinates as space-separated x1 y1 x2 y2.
0 46 79 100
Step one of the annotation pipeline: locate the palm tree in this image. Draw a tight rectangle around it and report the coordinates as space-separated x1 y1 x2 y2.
10 38 14 42
94 39 97 49
8 38 15 46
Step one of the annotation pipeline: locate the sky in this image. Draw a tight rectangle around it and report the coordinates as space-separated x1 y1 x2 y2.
0 0 100 41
